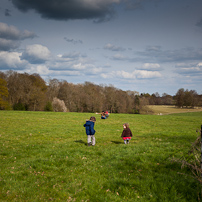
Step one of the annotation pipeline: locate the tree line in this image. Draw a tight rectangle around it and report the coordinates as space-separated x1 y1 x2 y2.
0 71 201 113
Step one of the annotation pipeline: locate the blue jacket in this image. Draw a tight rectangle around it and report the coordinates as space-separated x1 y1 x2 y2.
84 120 95 135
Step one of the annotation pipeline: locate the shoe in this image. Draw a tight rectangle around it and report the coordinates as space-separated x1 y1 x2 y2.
88 143 91 146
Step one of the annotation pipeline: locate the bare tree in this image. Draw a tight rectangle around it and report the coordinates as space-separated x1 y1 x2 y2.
175 88 185 108
52 97 68 112
0 78 9 109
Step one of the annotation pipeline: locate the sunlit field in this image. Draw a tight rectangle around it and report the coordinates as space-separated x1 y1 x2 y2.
148 105 202 115
0 110 202 201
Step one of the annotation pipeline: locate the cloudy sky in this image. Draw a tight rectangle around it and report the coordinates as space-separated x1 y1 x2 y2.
0 0 202 95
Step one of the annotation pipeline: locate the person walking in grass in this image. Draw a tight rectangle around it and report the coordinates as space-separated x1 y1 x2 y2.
84 116 96 146
121 123 133 144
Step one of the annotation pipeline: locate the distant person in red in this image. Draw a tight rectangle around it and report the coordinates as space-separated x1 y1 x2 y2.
96 110 110 119
121 123 133 144
105 111 109 118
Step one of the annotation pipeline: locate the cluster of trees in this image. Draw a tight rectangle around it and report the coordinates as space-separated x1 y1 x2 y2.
140 90 202 108
0 71 201 113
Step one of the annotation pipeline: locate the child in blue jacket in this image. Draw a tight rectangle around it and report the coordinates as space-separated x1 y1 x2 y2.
84 116 96 146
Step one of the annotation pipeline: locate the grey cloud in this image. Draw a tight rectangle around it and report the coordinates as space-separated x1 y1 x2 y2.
124 0 161 10
64 37 83 45
112 54 129 60
146 46 161 52
0 22 37 51
5 9 11 16
0 22 36 40
62 52 80 59
175 63 202 76
104 43 125 51
11 0 119 22
61 52 87 60
110 47 202 65
196 18 202 27
136 47 202 63
0 38 20 51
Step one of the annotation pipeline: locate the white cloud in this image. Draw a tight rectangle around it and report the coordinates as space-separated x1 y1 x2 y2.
197 62 202 67
141 63 161 70
26 64 50 75
112 53 128 60
0 51 27 69
72 63 86 70
104 43 125 51
101 69 162 79
21 44 51 64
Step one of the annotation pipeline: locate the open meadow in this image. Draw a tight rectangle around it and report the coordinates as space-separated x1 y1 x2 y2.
147 105 202 115
0 110 202 201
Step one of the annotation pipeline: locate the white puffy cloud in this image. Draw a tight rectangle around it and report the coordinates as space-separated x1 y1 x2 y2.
101 69 162 79
21 44 51 64
197 62 202 67
141 63 161 70
0 51 27 69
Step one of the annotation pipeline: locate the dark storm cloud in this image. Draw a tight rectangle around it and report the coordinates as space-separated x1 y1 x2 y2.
11 0 120 22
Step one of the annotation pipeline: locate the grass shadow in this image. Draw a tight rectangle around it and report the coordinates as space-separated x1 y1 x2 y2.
74 140 87 146
111 141 122 144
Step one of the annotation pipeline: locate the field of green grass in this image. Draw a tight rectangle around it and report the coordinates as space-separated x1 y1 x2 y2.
0 111 202 201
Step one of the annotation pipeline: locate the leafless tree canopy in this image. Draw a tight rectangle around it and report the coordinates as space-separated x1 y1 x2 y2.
0 71 201 112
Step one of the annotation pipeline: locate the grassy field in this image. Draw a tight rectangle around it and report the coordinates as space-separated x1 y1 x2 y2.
147 105 202 115
0 110 202 201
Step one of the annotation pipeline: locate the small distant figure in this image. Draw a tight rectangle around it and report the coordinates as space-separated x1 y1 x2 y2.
96 110 110 119
101 111 106 119
84 116 96 146
121 123 133 144
105 111 109 118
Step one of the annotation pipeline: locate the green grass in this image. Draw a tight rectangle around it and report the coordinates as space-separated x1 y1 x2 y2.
0 111 202 201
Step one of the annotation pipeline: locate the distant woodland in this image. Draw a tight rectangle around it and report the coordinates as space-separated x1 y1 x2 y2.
0 71 202 113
